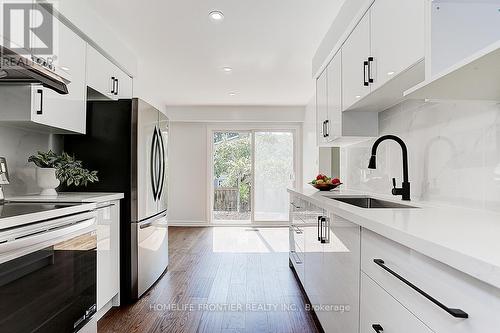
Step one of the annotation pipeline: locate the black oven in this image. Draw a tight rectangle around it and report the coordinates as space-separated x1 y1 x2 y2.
0 210 97 333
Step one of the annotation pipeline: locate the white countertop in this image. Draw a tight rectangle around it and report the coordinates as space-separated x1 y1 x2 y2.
7 192 124 203
289 187 500 290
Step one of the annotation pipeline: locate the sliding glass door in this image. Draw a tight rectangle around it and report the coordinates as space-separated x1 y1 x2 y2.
253 131 294 221
212 132 252 222
211 130 295 223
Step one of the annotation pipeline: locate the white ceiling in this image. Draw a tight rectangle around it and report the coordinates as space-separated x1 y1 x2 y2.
86 0 344 106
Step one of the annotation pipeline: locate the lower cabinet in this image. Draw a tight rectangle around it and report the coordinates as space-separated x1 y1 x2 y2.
361 229 500 333
290 194 500 333
360 272 433 333
97 200 120 312
289 194 360 333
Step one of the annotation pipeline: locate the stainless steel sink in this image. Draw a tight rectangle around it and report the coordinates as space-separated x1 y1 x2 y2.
331 197 417 209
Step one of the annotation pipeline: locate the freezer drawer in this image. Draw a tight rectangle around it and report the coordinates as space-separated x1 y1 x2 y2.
135 211 169 297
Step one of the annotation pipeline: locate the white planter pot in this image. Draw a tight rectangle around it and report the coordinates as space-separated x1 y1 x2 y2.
36 168 60 196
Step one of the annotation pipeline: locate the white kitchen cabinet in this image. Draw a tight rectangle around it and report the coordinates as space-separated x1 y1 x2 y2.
342 12 371 111
289 198 305 282
317 49 378 146
362 229 500 333
97 200 120 312
291 194 361 333
116 67 133 99
370 0 425 91
303 210 324 309
317 214 360 333
86 45 132 100
360 272 434 333
325 51 342 142
316 68 328 145
338 0 425 112
0 4 87 134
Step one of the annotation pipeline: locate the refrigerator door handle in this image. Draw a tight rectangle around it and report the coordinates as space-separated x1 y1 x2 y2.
156 127 166 201
150 126 159 201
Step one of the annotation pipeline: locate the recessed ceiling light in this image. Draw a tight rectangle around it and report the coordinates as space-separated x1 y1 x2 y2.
60 66 70 71
387 71 395 76
209 11 224 21
222 67 233 72
229 92 237 96
355 95 361 99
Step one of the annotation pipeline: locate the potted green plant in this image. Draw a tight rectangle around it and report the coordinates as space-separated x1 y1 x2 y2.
28 150 98 196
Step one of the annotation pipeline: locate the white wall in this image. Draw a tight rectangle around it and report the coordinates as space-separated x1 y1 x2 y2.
165 105 305 123
302 97 319 188
0 126 61 196
168 122 209 225
341 99 500 212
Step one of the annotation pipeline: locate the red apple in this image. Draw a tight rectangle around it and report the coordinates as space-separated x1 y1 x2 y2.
332 178 341 185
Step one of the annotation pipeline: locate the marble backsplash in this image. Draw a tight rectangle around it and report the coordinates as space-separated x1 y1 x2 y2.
0 125 61 196
340 99 500 212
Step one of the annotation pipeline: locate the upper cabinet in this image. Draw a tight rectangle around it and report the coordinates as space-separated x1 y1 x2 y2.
404 1 500 101
316 68 328 144
317 50 378 147
369 0 425 91
87 45 133 100
342 13 371 110
0 4 87 134
342 0 425 112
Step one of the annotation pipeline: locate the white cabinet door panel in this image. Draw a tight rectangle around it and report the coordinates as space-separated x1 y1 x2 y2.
97 200 120 310
31 3 86 134
318 215 360 333
326 51 342 141
362 229 500 333
86 44 117 100
342 12 371 110
316 69 328 144
370 0 425 90
360 272 433 333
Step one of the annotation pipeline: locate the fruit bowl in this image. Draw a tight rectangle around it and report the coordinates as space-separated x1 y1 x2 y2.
310 174 342 191
310 182 342 191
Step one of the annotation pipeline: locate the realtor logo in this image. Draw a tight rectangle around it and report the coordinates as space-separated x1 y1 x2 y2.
3 2 53 54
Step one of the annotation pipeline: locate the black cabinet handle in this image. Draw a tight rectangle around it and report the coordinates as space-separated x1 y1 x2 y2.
363 60 369 86
320 217 329 243
114 78 119 95
324 120 329 137
372 324 383 333
317 216 322 241
373 259 468 318
110 76 116 94
368 56 374 83
36 89 43 114
322 120 326 138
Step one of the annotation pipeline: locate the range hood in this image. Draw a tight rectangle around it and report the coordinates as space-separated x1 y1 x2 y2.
0 46 69 94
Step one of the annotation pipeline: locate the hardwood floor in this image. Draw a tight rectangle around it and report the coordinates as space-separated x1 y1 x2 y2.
98 227 320 333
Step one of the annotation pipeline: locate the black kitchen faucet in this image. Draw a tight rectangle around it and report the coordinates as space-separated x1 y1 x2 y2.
368 135 411 201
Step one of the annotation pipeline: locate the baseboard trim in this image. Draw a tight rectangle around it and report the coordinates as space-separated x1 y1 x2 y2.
168 220 209 226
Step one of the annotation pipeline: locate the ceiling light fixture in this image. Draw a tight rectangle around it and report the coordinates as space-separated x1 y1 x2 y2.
387 71 395 76
209 11 224 22
229 92 237 96
222 67 233 72
355 95 361 99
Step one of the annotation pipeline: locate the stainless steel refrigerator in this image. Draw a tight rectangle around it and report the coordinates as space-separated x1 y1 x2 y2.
63 98 169 301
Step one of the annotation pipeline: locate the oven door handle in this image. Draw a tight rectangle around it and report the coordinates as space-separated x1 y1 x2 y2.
0 215 96 264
